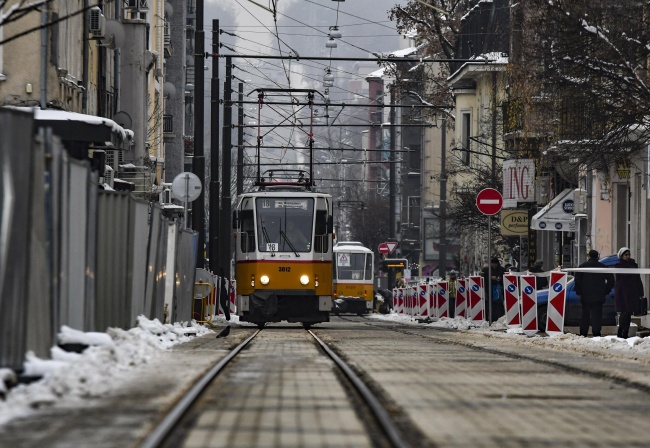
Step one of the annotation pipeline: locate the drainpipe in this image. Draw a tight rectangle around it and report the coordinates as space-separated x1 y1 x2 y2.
40 2 48 108
114 0 121 114
82 0 89 112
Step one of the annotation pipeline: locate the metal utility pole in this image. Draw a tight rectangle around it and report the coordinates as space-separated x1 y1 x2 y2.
388 93 397 290
209 19 220 274
219 57 233 277
439 116 447 278
192 0 205 267
237 82 244 195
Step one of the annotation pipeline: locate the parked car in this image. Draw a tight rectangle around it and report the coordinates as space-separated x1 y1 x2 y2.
536 255 618 331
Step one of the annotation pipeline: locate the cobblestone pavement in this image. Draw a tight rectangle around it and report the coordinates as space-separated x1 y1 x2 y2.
2 318 650 447
314 318 650 448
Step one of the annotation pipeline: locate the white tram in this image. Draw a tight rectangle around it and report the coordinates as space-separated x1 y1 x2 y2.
332 242 375 315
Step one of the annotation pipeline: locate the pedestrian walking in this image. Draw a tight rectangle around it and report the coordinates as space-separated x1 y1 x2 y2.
448 270 458 317
574 250 615 337
614 247 644 339
529 260 548 290
219 268 231 321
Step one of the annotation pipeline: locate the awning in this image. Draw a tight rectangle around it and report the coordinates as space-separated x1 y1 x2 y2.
531 188 576 231
9 107 133 151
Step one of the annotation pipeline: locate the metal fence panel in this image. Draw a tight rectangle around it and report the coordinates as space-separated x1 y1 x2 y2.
24 131 53 359
65 159 90 330
0 109 35 370
96 192 131 330
173 228 197 323
128 197 151 326
164 222 177 323
153 217 171 321
144 206 169 321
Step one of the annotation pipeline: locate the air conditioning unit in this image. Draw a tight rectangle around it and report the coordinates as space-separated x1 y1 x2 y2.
89 7 106 39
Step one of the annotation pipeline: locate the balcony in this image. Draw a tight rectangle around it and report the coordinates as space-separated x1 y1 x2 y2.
163 114 174 140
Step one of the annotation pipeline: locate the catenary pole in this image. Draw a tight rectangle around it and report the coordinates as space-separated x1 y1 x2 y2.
209 19 220 274
220 56 233 277
193 0 205 268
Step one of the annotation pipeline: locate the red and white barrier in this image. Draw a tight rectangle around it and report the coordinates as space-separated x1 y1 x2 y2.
229 279 237 314
520 275 538 334
429 282 439 318
546 271 567 336
468 276 485 321
503 274 521 328
409 285 420 317
418 283 430 318
392 288 398 314
437 281 449 318
394 288 400 314
455 279 467 318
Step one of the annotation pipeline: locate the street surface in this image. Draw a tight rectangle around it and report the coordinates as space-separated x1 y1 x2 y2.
1 316 650 447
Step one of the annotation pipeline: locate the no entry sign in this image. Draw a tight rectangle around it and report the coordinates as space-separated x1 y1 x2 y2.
476 188 503 216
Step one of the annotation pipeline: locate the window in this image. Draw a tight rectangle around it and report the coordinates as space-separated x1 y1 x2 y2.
461 112 471 165
256 198 314 253
239 210 255 253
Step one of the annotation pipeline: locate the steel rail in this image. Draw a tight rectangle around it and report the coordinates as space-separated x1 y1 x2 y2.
308 330 411 448
139 331 260 448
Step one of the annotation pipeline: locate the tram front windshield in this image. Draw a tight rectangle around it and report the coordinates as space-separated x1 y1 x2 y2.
336 252 372 280
256 198 314 253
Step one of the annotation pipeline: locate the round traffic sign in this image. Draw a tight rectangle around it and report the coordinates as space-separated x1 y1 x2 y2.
476 188 503 215
378 243 389 254
171 172 202 202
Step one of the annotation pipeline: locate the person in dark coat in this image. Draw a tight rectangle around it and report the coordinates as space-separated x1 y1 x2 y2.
482 258 506 321
219 268 231 321
574 250 615 337
529 260 548 290
614 247 644 339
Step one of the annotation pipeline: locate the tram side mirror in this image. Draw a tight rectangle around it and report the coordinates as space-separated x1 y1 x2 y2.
232 210 239 229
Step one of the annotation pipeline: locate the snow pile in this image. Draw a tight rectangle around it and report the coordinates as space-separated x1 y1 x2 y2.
0 316 214 426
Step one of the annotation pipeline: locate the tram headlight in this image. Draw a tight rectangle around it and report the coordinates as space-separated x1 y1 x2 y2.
314 274 319 287
250 274 255 287
260 275 270 285
300 275 310 285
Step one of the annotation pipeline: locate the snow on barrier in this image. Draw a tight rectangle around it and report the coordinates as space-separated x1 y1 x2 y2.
468 276 485 321
455 279 467 318
503 274 521 328
546 271 567 336
520 275 538 334
418 283 430 318
437 281 449 318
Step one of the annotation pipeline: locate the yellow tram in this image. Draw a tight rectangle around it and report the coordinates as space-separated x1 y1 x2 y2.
232 178 334 328
332 241 374 315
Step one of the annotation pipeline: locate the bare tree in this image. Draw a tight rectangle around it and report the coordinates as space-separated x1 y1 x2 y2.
514 0 650 170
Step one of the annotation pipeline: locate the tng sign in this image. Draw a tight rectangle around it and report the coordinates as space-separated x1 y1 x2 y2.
502 159 535 208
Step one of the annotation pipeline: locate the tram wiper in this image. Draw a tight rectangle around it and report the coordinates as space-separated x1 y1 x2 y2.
261 223 275 257
279 230 300 257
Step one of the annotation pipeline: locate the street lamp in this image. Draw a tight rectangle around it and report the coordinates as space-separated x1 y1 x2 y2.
323 68 334 87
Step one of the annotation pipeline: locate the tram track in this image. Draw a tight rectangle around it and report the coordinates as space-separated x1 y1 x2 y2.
139 326 414 448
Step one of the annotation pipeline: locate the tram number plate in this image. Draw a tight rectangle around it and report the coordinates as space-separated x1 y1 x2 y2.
279 266 291 272
266 243 278 251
